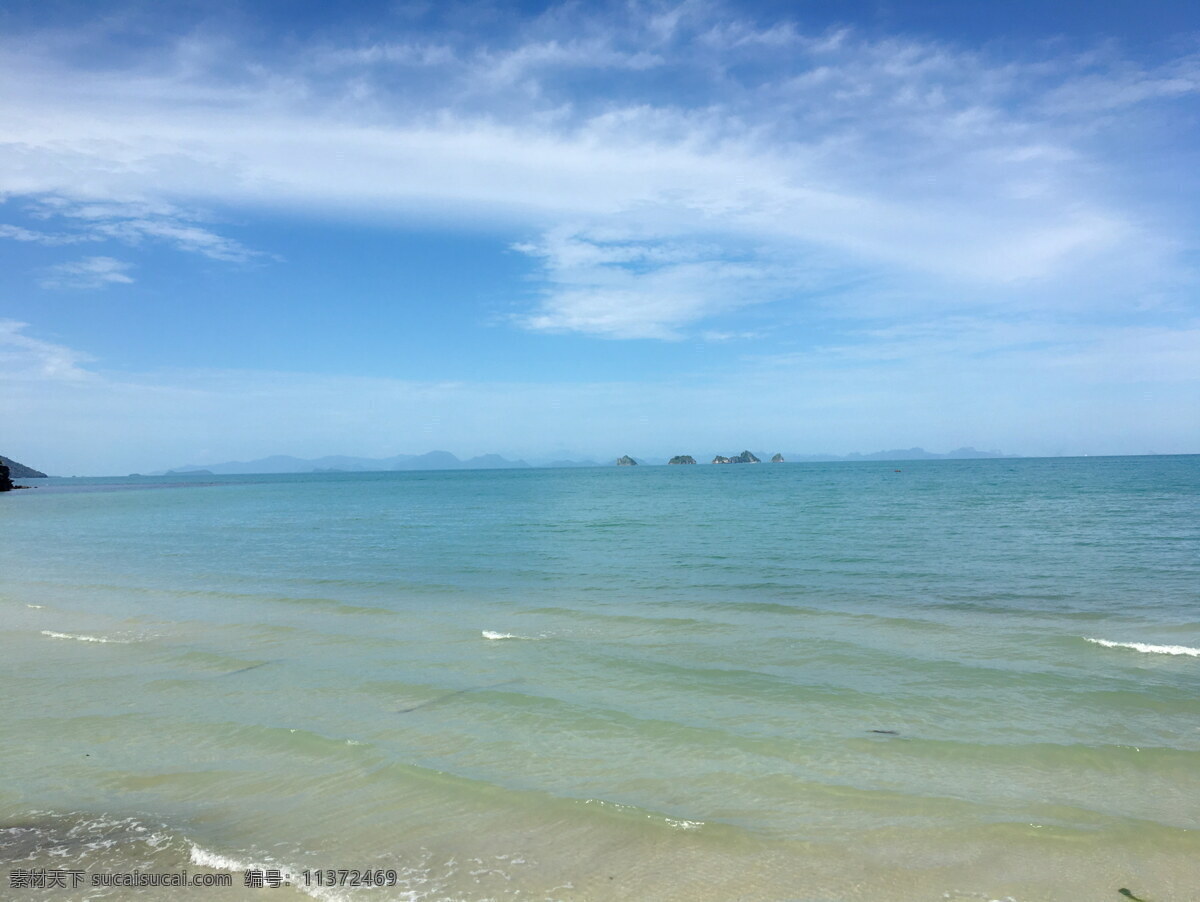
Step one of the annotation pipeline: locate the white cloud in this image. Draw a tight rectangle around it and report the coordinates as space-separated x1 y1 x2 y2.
21 197 263 263
1039 53 1200 114
0 223 92 245
0 3 1195 336
0 4 1191 473
39 256 134 290
515 226 833 338
0 320 95 380
319 42 458 68
91 218 259 263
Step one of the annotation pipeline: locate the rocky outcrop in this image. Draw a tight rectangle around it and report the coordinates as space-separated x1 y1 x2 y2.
616 455 638 466
668 455 697 465
771 453 784 462
713 450 760 464
0 465 12 492
0 455 47 479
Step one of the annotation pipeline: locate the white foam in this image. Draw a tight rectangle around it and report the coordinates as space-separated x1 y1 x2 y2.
41 630 128 643
190 845 353 900
26 604 44 609
188 844 255 872
482 630 546 641
584 799 705 831
1084 637 1200 657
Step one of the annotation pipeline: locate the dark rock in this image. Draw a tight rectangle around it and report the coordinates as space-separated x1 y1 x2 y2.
616 455 638 466
771 453 784 463
668 455 697 465
712 455 732 464
0 465 12 492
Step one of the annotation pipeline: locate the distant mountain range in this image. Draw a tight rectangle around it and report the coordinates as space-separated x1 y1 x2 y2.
159 446 1014 475
783 447 1017 462
160 451 526 475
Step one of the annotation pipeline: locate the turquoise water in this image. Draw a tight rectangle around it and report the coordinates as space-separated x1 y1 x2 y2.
1 456 1198 900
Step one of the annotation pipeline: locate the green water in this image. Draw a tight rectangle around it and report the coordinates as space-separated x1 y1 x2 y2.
1 457 1198 900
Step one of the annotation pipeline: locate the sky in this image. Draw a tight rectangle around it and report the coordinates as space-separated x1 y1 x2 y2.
2 0 1199 474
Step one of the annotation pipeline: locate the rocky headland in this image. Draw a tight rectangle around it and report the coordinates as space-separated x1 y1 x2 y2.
0 455 47 479
0 455 46 491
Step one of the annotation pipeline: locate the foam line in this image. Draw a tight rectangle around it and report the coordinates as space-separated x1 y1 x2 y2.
1084 637 1200 657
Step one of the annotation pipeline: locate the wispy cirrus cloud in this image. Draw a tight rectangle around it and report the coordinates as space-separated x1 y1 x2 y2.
0 319 95 379
514 226 845 338
1 196 263 265
0 223 93 245
39 255 134 290
17 197 264 263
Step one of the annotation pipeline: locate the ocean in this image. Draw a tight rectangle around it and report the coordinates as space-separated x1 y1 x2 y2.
1 456 1197 901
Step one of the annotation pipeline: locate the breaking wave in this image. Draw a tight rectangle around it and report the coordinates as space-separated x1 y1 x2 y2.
1084 637 1200 657
40 630 138 644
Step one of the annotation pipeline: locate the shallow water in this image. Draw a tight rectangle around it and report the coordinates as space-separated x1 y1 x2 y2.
2 457 1198 900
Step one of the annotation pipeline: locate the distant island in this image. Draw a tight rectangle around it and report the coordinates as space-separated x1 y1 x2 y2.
713 450 762 464
657 447 1013 465
154 446 1017 475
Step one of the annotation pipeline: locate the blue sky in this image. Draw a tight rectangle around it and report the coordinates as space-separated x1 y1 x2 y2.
2 0 1198 474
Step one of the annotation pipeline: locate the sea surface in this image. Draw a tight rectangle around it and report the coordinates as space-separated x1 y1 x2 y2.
1 456 1198 901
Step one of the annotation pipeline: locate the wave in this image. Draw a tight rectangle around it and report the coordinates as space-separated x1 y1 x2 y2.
190 845 353 902
188 843 258 873
40 630 137 644
1084 637 1200 657
482 630 541 640
581 798 706 831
